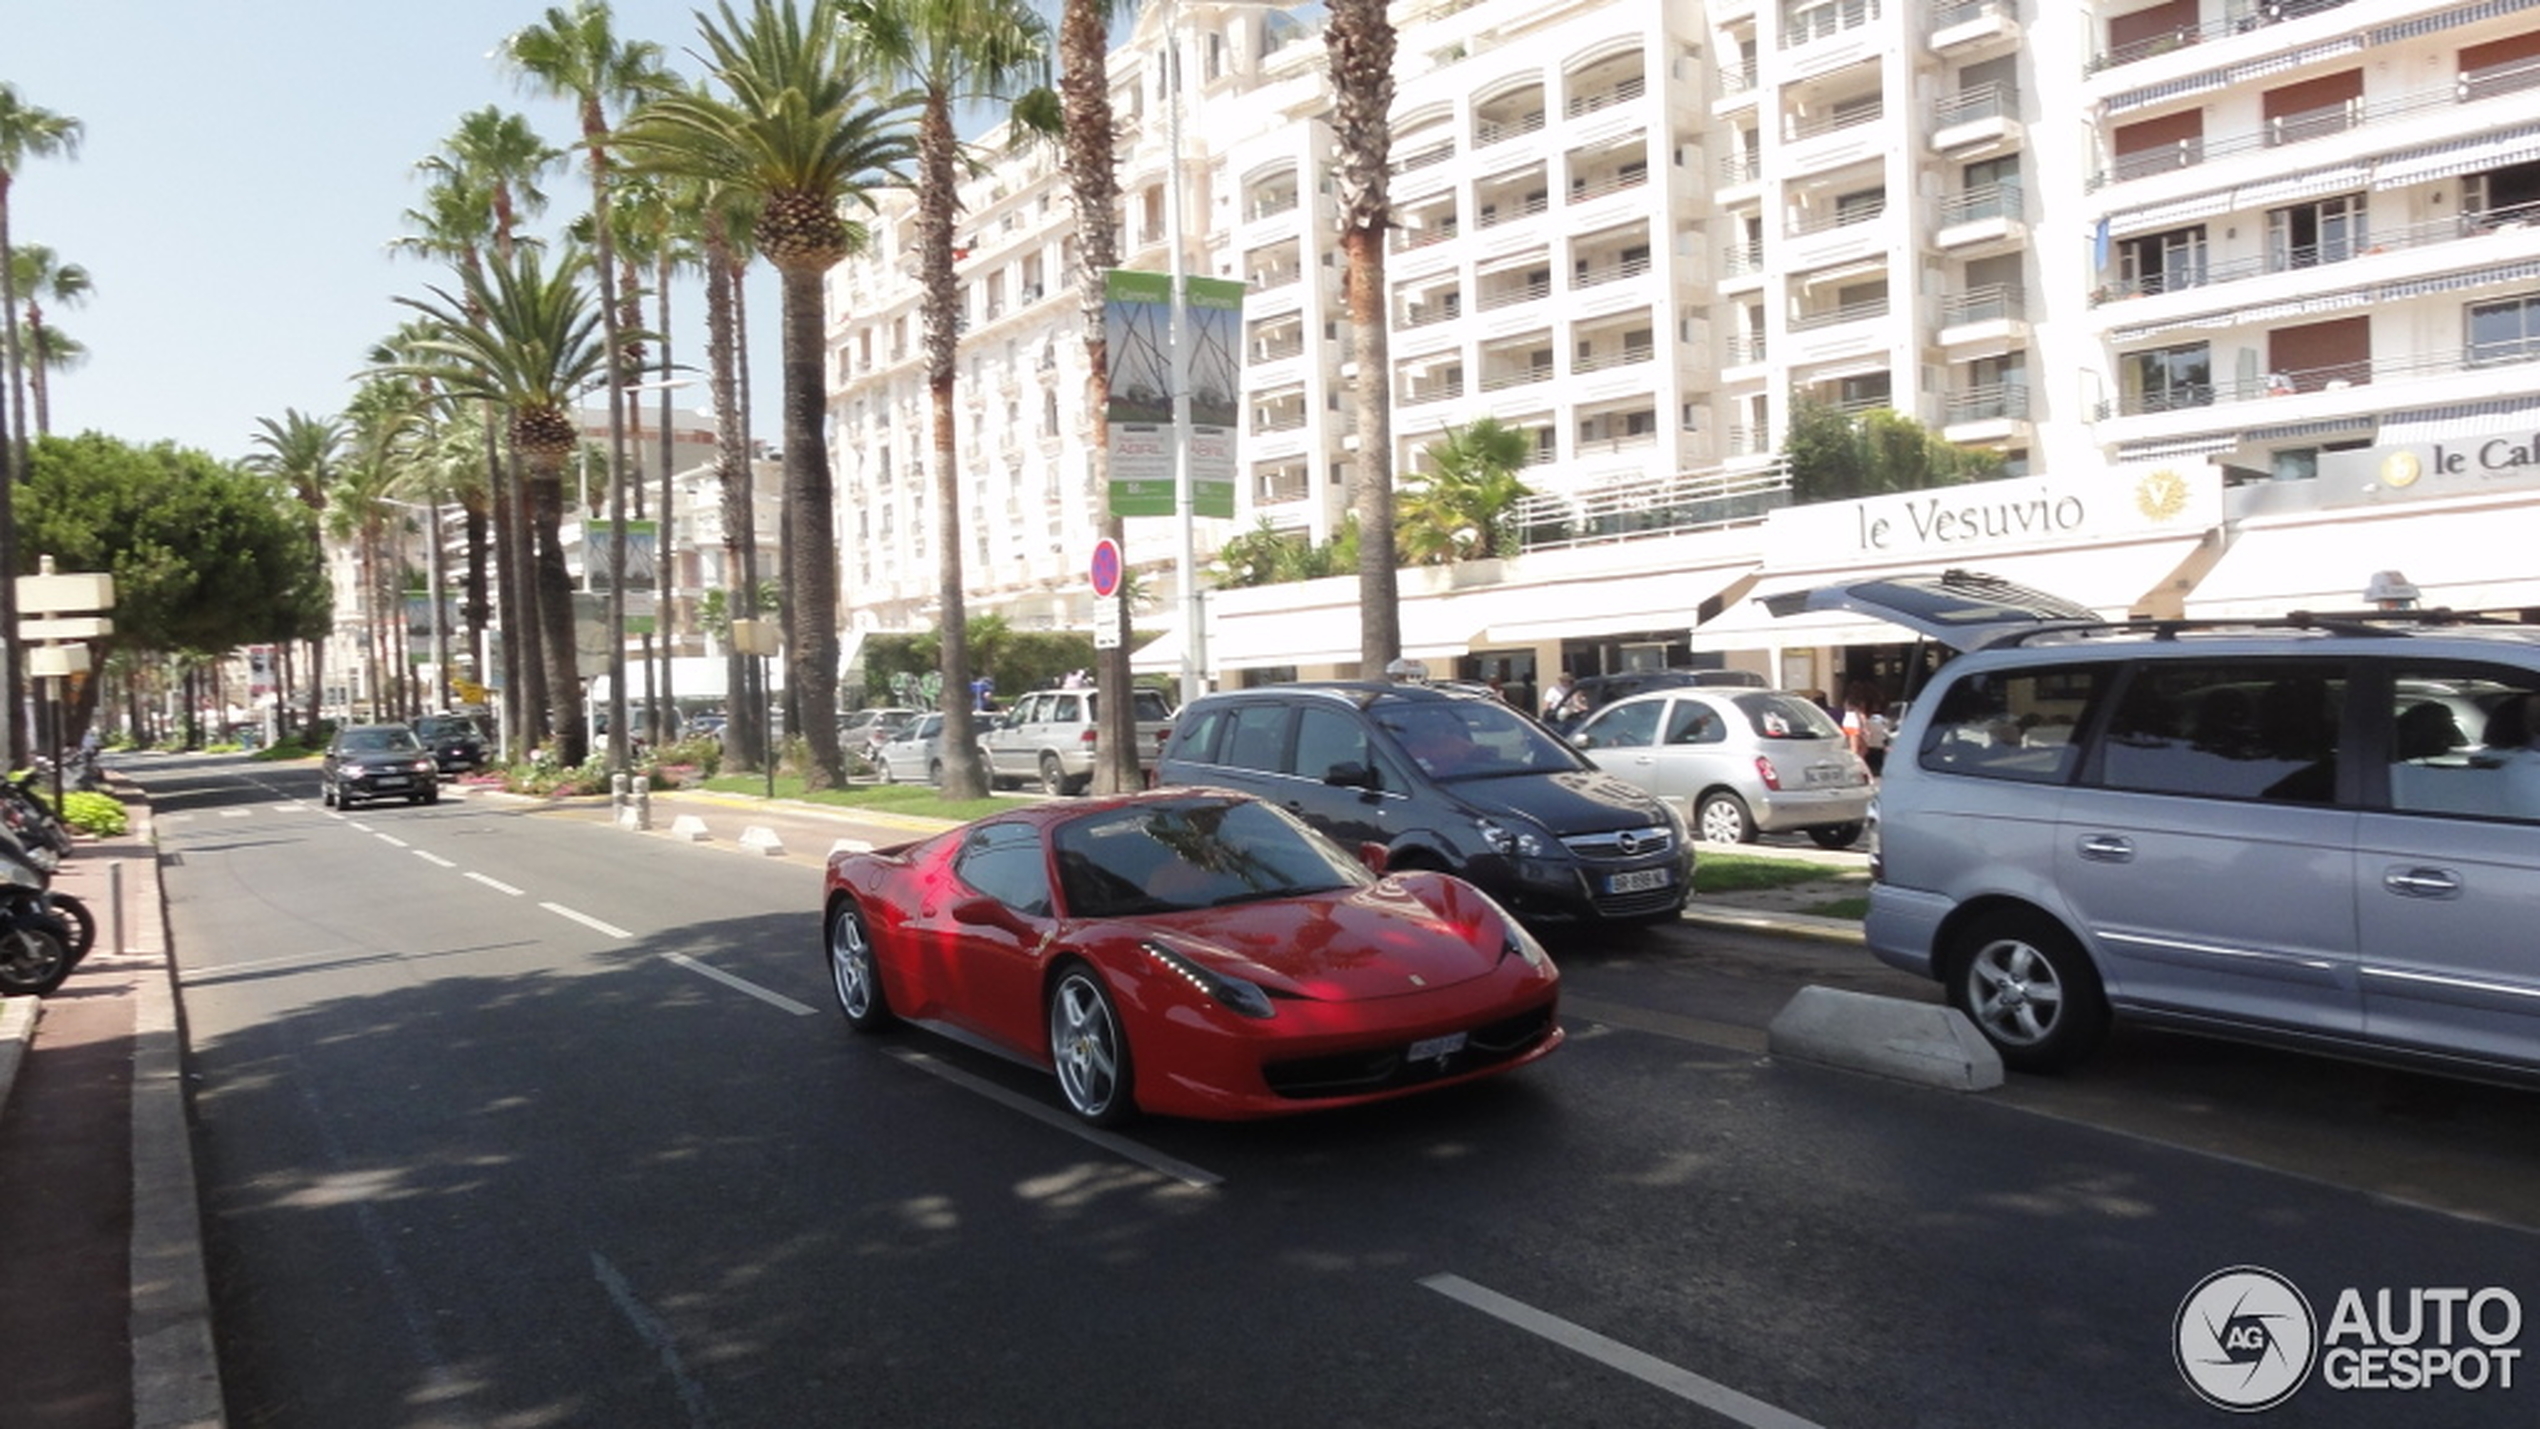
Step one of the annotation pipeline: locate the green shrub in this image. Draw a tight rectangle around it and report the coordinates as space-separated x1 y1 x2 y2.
60 790 128 837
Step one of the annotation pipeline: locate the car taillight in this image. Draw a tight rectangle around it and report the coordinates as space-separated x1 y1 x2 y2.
1077 729 1098 749
1155 726 1172 748
1754 755 1783 791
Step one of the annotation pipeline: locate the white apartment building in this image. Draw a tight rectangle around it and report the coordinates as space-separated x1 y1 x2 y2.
826 0 2540 707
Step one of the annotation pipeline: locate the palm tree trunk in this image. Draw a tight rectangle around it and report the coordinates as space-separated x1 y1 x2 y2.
918 98 983 799
776 259 843 789
708 233 762 772
528 465 587 766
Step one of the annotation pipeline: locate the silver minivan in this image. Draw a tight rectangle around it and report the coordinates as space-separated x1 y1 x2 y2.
1774 568 2540 1084
1567 688 1871 847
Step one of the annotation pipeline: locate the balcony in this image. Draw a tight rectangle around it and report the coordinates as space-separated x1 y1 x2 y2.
1726 334 1769 366
1781 0 1882 50
1790 294 1890 332
1939 284 2029 349
1575 253 1654 289
1400 376 1468 407
2088 0 2353 76
1564 74 1647 119
1477 273 1554 311
1509 465 1792 551
1929 0 2017 50
2092 63 2540 190
1391 140 1456 176
1475 109 1547 148
1935 182 2023 250
1931 82 2019 153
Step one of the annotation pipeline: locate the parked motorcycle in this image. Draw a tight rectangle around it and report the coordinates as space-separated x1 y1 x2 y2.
0 772 93 965
0 824 75 997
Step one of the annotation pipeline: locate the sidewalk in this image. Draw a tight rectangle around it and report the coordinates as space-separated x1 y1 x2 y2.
0 790 223 1429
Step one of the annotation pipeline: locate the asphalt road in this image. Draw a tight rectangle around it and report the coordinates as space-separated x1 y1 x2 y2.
130 752 2540 1428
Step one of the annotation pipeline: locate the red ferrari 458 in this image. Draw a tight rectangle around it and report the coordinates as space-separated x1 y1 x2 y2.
821 789 1563 1123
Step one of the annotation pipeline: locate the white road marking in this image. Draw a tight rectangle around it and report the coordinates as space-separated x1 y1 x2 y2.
1420 1275 1827 1429
541 902 631 939
375 834 409 849
413 851 456 869
220 809 250 819
662 951 817 1015
885 1047 1224 1189
465 872 523 896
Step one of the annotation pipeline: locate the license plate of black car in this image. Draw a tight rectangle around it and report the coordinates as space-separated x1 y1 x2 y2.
1608 867 1671 894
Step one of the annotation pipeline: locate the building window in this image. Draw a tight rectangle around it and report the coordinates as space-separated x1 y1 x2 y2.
2124 342 2213 412
2468 293 2540 367
2268 193 2366 271
2117 225 2206 296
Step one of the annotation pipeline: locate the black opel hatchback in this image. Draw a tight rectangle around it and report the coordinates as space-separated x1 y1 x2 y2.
1156 681 1692 926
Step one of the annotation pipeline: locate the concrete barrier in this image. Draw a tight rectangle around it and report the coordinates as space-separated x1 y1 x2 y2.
827 839 874 861
0 996 39 1114
737 826 787 856
1766 985 2003 1092
670 815 712 842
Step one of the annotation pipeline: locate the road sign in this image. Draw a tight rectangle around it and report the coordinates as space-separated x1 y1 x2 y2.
1090 538 1123 600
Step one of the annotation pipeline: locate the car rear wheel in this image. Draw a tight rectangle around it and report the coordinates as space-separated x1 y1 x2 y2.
1696 791 1757 844
827 899 896 1032
1039 753 1069 797
1805 822 1863 850
1048 965 1134 1126
1947 910 2108 1072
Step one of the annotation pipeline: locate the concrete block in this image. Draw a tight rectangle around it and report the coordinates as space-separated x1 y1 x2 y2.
828 838 875 860
1767 985 2003 1092
671 815 712 842
738 825 787 856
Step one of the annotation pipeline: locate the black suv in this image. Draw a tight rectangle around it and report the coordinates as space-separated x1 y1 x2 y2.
413 714 489 777
1156 682 1692 926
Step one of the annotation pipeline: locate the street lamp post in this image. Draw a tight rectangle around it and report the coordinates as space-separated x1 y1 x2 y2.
1165 0 1206 708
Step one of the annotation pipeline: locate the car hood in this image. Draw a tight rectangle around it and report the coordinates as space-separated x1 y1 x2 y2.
1140 874 1525 1002
1441 768 1671 836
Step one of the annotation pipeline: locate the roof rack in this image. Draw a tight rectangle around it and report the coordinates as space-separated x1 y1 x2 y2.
1996 605 2517 648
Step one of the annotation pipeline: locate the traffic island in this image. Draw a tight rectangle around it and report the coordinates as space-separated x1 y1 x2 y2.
1766 985 2003 1092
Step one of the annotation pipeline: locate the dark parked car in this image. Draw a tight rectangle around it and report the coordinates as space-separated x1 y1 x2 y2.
322 724 440 809
1156 681 1692 927
412 714 489 777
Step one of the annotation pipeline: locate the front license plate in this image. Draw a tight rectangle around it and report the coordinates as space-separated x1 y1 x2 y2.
375 776 409 789
1608 867 1672 894
1407 1031 1468 1062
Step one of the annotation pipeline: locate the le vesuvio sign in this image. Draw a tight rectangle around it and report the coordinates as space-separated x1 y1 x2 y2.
1757 465 2223 568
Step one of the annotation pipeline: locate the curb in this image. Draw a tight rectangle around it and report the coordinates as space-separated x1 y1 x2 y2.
0 994 37 1116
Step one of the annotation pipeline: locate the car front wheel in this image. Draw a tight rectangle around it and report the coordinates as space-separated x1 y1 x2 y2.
1048 965 1133 1126
1948 911 2108 1072
1696 791 1757 844
827 899 896 1031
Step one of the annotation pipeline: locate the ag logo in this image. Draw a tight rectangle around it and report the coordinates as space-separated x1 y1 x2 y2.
2381 450 2424 489
2177 1266 2317 1412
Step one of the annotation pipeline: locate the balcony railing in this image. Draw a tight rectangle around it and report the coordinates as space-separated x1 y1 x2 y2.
1570 167 1651 203
1791 196 1886 235
1782 0 1881 49
1930 0 2011 31
1727 334 1768 364
1476 192 1549 229
1477 276 1554 310
1510 464 1792 551
1251 334 1306 362
2090 345 2540 419
1475 110 1547 146
1247 191 1300 220
1944 382 2030 423
1720 151 1763 186
1255 471 1311 504
2095 63 2540 189
1390 217 1460 253
1252 410 1308 433
1401 377 1468 406
1720 60 1760 96
1789 100 1885 143
1791 295 1891 331
2089 0 2353 73
1397 301 1462 329
1479 365 1554 392
1392 140 1456 175
1249 267 1301 290
1564 74 1647 118
1942 283 2025 325
1575 253 1654 288
1938 181 2021 226
1573 344 1655 373
1934 82 2012 129
2093 200 2540 304
1725 238 1768 276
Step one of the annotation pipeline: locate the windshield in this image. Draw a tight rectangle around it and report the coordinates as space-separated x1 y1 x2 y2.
344 728 421 753
415 717 479 740
1054 797 1369 917
1373 696 1587 780
1729 692 1844 741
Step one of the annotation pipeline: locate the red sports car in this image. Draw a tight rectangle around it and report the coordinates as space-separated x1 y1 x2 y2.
820 789 1563 1123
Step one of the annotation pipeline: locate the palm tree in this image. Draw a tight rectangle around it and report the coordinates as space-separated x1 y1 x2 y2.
15 321 83 437
505 1 676 775
1326 0 1400 672
404 106 564 757
617 0 916 790
847 0 1051 799
386 245 617 768
0 84 83 767
7 243 90 436
1398 418 1535 565
248 408 346 732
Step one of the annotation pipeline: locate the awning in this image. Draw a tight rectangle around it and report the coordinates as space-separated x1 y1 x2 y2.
1686 535 2211 651
1478 561 1758 646
2184 496 2540 617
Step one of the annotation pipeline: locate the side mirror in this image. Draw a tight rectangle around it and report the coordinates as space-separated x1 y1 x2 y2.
1322 761 1380 791
947 895 1033 935
1357 842 1390 876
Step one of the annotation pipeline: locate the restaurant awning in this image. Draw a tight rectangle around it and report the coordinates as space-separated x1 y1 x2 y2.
2184 495 2540 618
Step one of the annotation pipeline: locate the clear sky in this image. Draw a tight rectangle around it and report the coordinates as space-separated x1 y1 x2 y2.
10 1 801 464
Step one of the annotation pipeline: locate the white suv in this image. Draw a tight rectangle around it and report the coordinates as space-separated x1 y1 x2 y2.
1772 569 2540 1083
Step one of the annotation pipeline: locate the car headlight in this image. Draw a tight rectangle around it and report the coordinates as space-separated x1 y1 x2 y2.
1501 919 1554 974
1141 941 1275 1019
1475 816 1544 858
341 762 369 777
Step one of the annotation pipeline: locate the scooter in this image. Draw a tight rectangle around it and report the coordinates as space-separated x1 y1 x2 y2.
0 772 92 964
0 823 75 997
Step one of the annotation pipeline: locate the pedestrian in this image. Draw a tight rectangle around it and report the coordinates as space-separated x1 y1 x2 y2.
1842 680 1889 777
1540 671 1576 723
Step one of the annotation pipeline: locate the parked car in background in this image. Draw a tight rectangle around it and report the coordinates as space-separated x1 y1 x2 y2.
412 714 489 778
872 712 963 785
322 724 441 809
820 789 1562 1123
840 706 919 756
1567 688 1871 847
982 687 1177 794
1156 681 1691 927
1545 668 1768 733
1770 566 2540 1085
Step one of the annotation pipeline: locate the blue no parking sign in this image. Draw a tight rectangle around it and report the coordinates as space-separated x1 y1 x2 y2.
1090 538 1123 600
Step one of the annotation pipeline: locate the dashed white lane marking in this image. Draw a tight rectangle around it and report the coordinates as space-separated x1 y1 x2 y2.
376 834 410 849
885 1047 1224 1190
413 851 457 869
465 872 523 896
662 951 817 1016
541 902 631 939
1420 1275 1827 1429
220 809 250 819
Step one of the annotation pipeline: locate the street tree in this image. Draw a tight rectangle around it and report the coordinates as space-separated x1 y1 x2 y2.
7 242 91 435
1399 417 1534 565
0 83 85 764
1328 0 1400 673
246 408 345 731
